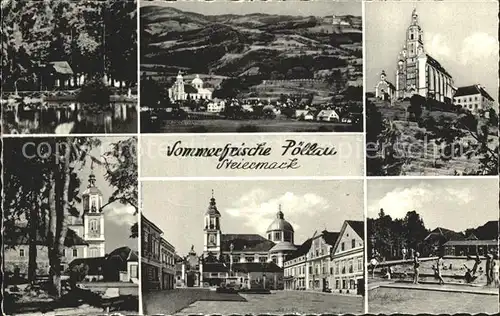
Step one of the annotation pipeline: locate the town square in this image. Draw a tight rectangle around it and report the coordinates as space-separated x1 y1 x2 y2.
141 180 365 314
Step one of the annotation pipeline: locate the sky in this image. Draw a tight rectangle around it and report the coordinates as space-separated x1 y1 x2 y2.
78 136 138 253
365 1 498 103
141 0 361 16
367 178 498 233
142 180 364 256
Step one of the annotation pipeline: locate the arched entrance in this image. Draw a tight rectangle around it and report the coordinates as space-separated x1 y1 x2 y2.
186 271 196 287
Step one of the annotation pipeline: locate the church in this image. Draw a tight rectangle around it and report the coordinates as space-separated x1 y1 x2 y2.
4 168 107 279
168 71 213 101
393 9 455 103
193 193 298 289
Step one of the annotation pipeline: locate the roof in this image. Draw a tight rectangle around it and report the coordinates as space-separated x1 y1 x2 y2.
266 211 294 233
346 220 364 239
322 230 340 246
69 257 107 275
287 238 313 261
142 214 163 234
443 240 498 247
269 241 297 253
206 197 221 216
318 110 339 116
426 54 452 78
184 84 198 94
424 227 465 242
233 262 283 273
107 246 138 263
454 85 494 101
221 234 275 252
48 61 74 75
471 220 499 240
203 262 283 273
4 227 88 247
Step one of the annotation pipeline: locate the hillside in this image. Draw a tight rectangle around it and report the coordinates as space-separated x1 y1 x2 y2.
140 5 362 89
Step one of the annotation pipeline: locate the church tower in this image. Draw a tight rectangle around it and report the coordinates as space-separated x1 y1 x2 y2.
406 9 424 58
82 164 105 258
173 71 185 100
203 190 221 257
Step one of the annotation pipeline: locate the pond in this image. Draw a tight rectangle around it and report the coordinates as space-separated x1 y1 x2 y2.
2 102 137 134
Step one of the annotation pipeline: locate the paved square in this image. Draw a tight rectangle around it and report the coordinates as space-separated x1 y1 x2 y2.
368 287 499 314
144 289 364 315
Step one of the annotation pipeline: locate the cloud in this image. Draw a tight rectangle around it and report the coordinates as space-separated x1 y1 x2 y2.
425 33 452 60
368 183 473 221
104 204 136 226
458 32 497 65
225 189 330 233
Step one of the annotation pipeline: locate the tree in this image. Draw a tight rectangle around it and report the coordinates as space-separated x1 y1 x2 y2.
488 109 498 127
3 137 100 298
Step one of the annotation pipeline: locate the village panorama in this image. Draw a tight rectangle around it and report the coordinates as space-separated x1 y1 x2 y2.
140 1 363 133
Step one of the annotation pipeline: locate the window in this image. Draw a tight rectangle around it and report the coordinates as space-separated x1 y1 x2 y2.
410 33 414 40
73 248 78 257
274 232 281 241
335 263 339 274
341 242 345 251
19 249 25 257
259 257 267 263
62 249 66 256
245 256 254 263
351 239 356 249
309 266 313 274
130 264 138 278
336 280 339 289
330 267 334 275
358 258 363 271
267 233 271 240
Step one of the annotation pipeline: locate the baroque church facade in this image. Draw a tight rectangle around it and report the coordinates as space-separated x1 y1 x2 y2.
168 71 213 101
393 9 455 102
203 193 297 268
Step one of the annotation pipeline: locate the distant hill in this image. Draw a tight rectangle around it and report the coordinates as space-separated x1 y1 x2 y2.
140 6 362 80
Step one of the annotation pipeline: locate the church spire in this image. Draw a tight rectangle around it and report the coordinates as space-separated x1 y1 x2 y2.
411 8 418 25
88 161 96 188
277 204 284 219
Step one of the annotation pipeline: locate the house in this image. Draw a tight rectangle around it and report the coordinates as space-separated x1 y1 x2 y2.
295 109 315 121
41 61 74 90
443 240 498 257
424 227 465 254
202 262 284 290
68 246 139 283
317 109 340 122
330 220 364 295
453 84 495 115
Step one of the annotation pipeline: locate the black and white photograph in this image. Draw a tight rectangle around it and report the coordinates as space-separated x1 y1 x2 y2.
140 0 363 133
3 136 139 315
1 0 137 134
365 1 499 176
141 180 365 314
367 178 499 314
